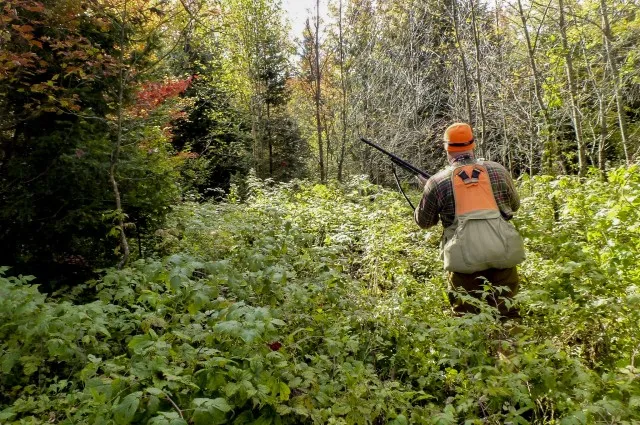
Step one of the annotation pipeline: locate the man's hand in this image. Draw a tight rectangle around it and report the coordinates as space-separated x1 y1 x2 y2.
416 174 428 188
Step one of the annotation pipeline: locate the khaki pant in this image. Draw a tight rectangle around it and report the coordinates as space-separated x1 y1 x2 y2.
448 267 520 320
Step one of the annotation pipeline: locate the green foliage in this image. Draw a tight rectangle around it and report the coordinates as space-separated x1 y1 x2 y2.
517 167 640 369
2 169 640 423
0 0 184 276
171 59 252 198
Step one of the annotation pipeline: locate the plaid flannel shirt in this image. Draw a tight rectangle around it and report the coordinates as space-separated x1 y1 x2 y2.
414 156 520 229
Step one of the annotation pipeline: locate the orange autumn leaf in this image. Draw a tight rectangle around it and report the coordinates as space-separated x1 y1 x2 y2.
12 24 35 33
23 3 45 13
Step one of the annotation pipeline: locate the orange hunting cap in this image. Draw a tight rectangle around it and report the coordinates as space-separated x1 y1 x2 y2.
443 122 475 152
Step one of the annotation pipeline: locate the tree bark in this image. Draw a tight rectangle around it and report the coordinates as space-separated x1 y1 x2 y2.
313 2 325 183
337 0 347 182
598 82 608 181
558 0 586 175
112 0 130 269
470 0 486 157
516 0 555 173
452 0 473 124
267 102 273 177
600 0 630 165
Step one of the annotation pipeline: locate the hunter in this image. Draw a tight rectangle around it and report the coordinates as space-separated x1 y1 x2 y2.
415 123 525 319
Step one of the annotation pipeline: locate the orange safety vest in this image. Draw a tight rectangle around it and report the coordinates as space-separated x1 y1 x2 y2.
452 163 499 216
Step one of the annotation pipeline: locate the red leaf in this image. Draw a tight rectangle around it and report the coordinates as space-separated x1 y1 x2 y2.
267 342 282 351
135 76 193 112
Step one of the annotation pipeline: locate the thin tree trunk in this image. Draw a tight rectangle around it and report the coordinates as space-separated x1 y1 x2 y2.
325 113 331 179
516 0 555 173
137 221 143 258
596 36 609 181
322 111 333 178
529 133 534 177
267 102 273 177
251 100 259 173
598 84 608 181
313 1 325 183
580 26 609 180
112 1 130 269
452 0 473 124
337 0 347 182
495 3 511 172
600 0 630 164
362 72 371 177
558 0 586 175
470 0 486 157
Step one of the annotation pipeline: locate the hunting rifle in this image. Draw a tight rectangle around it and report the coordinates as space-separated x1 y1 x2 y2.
360 137 431 210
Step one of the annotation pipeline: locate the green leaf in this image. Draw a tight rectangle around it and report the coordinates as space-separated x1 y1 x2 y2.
332 403 351 415
192 398 232 425
193 397 232 413
146 387 165 396
188 291 210 314
208 397 232 413
113 392 141 424
147 395 160 416
0 409 16 421
169 274 183 291
1 350 20 373
213 320 242 336
390 415 408 425
279 382 291 401
240 328 260 342
271 318 286 326
149 412 188 425
253 414 273 425
560 412 587 425
128 335 153 352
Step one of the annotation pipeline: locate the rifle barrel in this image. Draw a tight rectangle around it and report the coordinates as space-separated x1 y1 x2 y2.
360 138 430 179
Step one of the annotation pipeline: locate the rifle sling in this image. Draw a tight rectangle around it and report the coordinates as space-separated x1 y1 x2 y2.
392 164 416 210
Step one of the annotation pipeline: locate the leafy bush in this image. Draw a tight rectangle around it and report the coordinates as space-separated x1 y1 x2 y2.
1 169 639 424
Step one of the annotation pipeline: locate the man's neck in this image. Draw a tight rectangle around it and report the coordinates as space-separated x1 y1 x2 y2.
448 152 475 165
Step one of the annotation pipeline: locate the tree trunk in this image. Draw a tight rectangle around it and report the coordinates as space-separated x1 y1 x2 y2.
598 86 608 181
267 102 273 177
558 0 586 175
337 0 347 182
516 0 555 173
470 0 486 157
495 3 512 172
452 0 473 124
600 0 630 164
314 0 325 183
112 1 130 269
362 72 372 178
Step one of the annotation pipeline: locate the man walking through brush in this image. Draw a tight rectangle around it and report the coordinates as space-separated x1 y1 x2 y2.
415 123 525 319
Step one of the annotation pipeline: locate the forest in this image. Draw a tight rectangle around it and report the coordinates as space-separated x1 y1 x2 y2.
1 0 639 423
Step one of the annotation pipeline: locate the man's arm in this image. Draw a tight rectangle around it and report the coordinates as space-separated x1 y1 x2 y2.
487 162 520 215
414 178 440 228
503 169 520 212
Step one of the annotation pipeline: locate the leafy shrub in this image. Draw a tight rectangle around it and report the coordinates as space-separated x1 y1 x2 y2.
2 169 640 424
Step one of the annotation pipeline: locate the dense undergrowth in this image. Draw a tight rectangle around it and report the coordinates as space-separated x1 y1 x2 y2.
2 168 640 424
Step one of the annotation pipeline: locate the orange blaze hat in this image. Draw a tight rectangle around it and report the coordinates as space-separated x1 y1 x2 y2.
443 123 475 152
